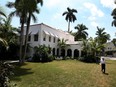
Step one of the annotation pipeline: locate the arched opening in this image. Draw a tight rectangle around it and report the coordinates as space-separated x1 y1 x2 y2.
61 49 65 57
57 48 59 57
67 49 72 57
52 48 55 56
74 49 79 58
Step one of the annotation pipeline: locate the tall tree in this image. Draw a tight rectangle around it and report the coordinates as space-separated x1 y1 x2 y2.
62 7 77 32
23 0 43 62
6 0 43 63
89 37 104 57
6 0 28 63
95 26 110 45
74 24 88 41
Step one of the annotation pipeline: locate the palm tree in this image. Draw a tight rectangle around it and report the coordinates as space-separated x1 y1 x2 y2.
89 37 104 57
0 7 6 17
82 37 105 58
95 27 110 56
111 8 116 27
58 38 70 57
95 26 110 45
6 0 28 63
23 0 43 62
0 16 18 44
62 7 77 32
81 39 90 56
74 24 88 41
6 0 43 63
0 38 8 48
57 38 69 49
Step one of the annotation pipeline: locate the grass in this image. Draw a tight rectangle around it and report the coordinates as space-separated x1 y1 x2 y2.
11 60 116 87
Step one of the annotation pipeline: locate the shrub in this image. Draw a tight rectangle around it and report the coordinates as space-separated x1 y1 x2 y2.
78 55 100 63
32 53 41 62
48 55 54 62
32 45 55 62
0 61 14 87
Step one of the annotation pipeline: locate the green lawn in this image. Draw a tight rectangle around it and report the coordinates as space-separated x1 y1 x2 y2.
11 60 116 87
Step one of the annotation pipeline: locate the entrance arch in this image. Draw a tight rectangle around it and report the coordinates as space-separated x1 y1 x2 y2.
52 48 55 56
57 48 59 56
61 49 65 57
74 49 79 58
67 49 72 57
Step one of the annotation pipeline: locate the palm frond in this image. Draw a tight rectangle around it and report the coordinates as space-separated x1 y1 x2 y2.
62 12 68 16
37 0 43 6
6 2 15 8
31 13 37 23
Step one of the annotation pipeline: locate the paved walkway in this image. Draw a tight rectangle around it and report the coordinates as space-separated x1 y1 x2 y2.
5 60 19 63
101 56 116 60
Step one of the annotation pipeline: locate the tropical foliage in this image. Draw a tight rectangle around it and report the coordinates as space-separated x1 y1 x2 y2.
0 15 19 60
6 0 43 63
62 7 77 32
95 26 110 45
32 45 54 62
57 38 69 49
74 24 88 41
81 37 103 63
111 8 116 27
0 61 15 87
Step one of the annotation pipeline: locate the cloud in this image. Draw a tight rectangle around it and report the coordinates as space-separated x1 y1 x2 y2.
88 16 96 21
45 0 61 8
83 2 103 28
52 13 62 20
45 0 72 9
91 21 99 28
100 0 116 9
83 2 104 17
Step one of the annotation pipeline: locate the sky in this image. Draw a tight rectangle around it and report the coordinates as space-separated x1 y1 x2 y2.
0 0 116 40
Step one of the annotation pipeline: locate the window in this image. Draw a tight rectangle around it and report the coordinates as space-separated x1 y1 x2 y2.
53 37 55 43
43 35 46 41
28 35 31 41
43 37 46 41
49 36 51 42
57 38 60 42
34 34 38 41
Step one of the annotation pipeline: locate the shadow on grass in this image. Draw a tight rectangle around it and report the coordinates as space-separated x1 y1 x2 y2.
103 73 109 75
11 63 34 81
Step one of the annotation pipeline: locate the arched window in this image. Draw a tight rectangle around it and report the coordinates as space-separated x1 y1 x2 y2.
52 48 55 56
34 34 38 41
74 49 79 58
61 49 65 57
57 48 59 56
67 49 72 57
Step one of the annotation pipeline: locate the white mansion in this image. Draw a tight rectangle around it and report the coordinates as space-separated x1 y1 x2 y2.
23 23 83 58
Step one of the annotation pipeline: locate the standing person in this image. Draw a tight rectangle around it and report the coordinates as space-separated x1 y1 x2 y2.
100 58 106 73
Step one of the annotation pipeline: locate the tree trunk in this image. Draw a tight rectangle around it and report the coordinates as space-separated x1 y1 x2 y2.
19 21 24 64
23 14 31 62
68 21 70 32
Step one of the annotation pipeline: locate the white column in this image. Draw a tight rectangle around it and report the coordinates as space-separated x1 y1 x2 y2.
79 50 81 57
